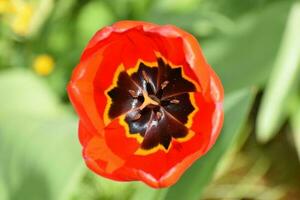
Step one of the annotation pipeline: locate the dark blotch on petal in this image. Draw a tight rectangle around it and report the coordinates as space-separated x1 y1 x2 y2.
107 71 142 119
107 58 197 151
157 58 196 98
163 93 194 124
131 63 158 94
141 110 188 150
125 107 152 136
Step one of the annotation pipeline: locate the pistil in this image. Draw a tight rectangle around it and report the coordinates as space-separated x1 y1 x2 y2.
140 90 159 110
128 89 138 98
170 99 180 104
161 81 169 89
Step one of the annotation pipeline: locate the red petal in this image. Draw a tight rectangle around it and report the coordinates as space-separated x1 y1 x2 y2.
80 121 138 181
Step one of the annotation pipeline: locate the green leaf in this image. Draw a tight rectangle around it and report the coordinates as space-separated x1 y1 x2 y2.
0 70 83 200
164 88 255 200
203 1 293 93
0 70 60 118
76 1 115 48
131 183 167 200
146 11 234 37
291 98 300 160
72 172 137 200
151 0 202 13
29 0 55 37
0 178 8 200
256 2 300 143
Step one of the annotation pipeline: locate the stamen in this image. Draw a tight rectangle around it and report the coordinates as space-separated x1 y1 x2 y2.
132 113 141 121
142 70 150 82
156 111 162 121
148 94 160 103
161 81 169 89
170 99 180 104
128 89 138 98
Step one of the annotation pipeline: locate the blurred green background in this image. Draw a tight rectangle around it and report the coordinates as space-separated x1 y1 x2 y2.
0 0 300 199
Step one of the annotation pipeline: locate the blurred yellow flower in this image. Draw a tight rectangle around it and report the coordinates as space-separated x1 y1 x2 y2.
11 3 33 35
33 54 55 76
0 0 14 14
0 0 35 36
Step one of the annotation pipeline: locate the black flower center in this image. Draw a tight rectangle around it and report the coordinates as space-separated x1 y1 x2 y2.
106 58 197 151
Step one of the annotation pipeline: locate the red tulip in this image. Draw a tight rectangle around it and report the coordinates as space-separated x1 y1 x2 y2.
67 21 224 188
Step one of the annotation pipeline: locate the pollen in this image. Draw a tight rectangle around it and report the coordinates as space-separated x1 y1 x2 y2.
33 54 55 76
